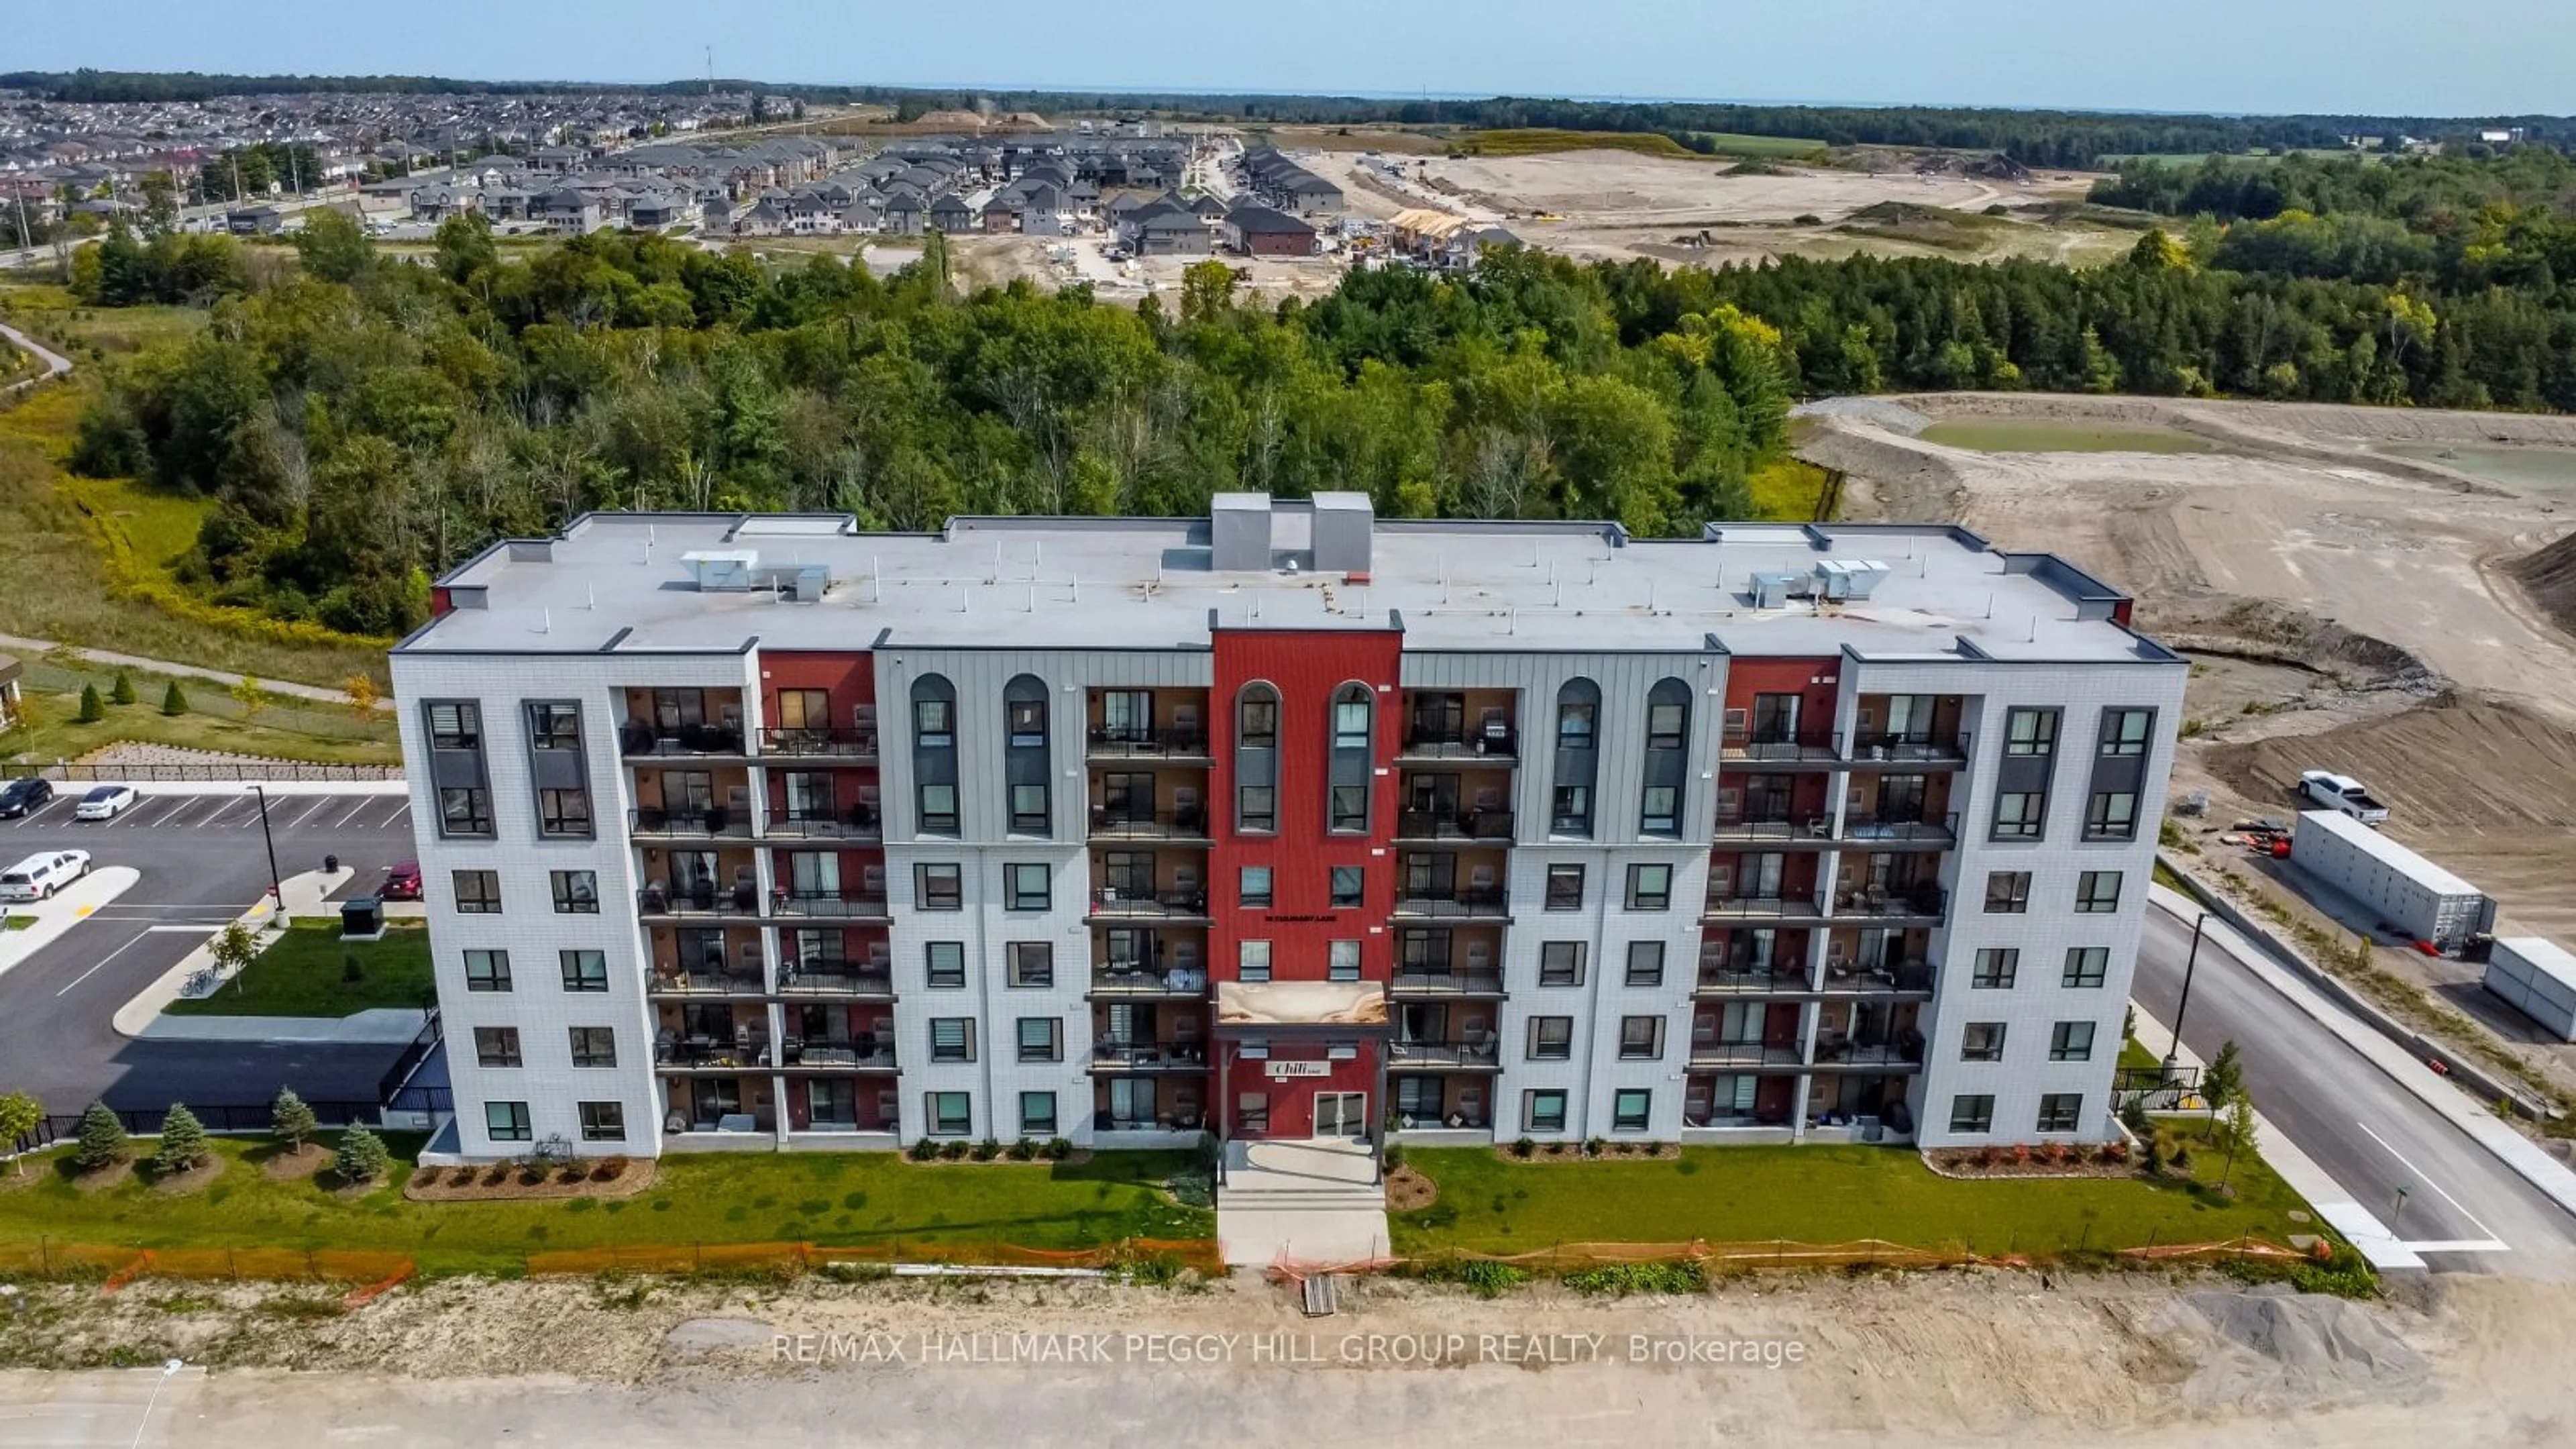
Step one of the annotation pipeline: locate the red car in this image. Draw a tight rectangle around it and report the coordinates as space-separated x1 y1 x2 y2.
379 860 423 900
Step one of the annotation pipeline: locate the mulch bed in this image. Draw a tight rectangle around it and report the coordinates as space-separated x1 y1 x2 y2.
904 1151 1095 1167
404 1160 659 1203
69 1159 137 1194
258 1144 332 1181
145 1157 227 1195
1491 1143 1684 1165
1385 1165 1438 1212
1923 1146 2138 1181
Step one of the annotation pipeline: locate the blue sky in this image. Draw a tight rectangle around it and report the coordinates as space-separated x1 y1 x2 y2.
13 1 2572 116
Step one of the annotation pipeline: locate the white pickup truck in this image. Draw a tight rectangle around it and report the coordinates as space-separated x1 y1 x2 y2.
2300 769 2390 824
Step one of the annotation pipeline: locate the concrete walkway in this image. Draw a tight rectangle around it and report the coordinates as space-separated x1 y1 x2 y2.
0 317 73 395
2148 883 2576 1231
0 631 390 712
113 868 427 1044
1217 1138 1393 1267
0 865 139 981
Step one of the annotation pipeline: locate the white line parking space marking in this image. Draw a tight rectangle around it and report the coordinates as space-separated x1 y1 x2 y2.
334 798 376 828
282 797 333 828
2357 1120 2504 1246
375 798 413 828
53 928 158 996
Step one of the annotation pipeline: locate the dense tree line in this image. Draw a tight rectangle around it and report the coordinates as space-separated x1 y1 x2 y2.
66 213 1798 635
2093 148 2576 223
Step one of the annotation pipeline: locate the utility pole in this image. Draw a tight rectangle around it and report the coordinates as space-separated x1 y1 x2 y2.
250 785 284 919
2162 912 2209 1081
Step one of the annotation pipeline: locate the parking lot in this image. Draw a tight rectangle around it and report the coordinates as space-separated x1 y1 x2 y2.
0 789 424 1116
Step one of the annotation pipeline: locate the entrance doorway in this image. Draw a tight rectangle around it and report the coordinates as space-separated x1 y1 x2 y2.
1313 1091 1368 1139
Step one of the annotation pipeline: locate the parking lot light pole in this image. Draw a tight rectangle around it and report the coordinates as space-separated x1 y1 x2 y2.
250 785 283 920
2162 912 2210 1081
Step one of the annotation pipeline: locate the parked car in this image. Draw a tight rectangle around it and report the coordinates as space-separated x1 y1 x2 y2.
0 777 53 818
0 849 91 902
380 859 423 900
72 784 139 821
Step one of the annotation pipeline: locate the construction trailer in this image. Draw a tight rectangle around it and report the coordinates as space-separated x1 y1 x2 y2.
2288 810 2497 949
2483 938 2576 1041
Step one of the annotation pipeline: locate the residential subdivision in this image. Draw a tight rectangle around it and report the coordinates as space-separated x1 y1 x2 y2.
390 496 2185 1162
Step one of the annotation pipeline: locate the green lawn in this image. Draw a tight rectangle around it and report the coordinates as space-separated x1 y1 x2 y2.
164 921 434 1017
0 1135 1210 1276
1 914 32 930
2121 1036 2163 1073
1393 1138 2315 1258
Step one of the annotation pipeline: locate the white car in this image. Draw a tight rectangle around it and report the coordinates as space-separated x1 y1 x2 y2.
72 784 138 821
0 849 90 902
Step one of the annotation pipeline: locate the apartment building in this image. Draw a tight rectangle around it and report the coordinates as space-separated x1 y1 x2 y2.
391 495 2185 1161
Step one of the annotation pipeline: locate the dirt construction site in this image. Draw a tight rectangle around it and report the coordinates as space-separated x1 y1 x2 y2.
1800 390 2576 1097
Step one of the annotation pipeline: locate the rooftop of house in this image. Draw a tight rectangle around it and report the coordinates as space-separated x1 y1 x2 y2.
407 501 2176 668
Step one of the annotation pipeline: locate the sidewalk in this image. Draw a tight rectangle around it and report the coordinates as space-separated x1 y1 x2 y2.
0 865 139 980
2150 882 2576 1230
113 867 427 1044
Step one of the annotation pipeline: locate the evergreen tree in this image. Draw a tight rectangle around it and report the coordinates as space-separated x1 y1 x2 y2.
161 680 188 716
73 1100 126 1172
75 684 103 724
152 1103 209 1175
109 670 136 706
333 1124 391 1185
270 1087 317 1153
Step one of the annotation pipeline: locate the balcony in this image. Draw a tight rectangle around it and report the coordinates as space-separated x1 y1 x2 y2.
620 720 749 759
1701 894 1824 924
637 883 762 920
763 804 883 842
770 890 892 922
1091 1038 1211 1072
1687 1041 1804 1069
1088 807 1212 844
776 964 897 998
1711 814 1833 846
1836 812 1957 849
1086 726 1211 763
1389 1038 1503 1071
1388 971 1507 998
1721 730 1841 767
630 804 753 841
1089 967 1211 1000
1089 889 1210 922
1847 730 1970 768
656 1038 774 1071
1693 965 1807 996
1819 961 1935 998
756 726 879 763
1391 888 1511 922
1823 884 1947 924
781 1040 899 1071
1395 728 1517 765
1394 808 1515 843
649 967 767 998
1809 1037 1926 1071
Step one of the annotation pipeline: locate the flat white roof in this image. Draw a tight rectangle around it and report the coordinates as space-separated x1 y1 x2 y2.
405 510 2176 667
2296 810 2485 898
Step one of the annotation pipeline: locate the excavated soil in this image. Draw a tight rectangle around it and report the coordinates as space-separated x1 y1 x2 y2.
2510 529 2576 640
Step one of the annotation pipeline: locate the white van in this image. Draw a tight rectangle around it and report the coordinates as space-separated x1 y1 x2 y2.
0 849 91 902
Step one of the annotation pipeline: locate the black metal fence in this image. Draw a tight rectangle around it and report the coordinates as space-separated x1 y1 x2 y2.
0 761 403 783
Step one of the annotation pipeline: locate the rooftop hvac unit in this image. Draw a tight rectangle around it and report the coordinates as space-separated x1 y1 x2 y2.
1814 559 1893 601
1750 571 1807 609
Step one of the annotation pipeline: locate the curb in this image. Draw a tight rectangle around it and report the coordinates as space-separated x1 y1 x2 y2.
111 867 404 1035
0 866 140 981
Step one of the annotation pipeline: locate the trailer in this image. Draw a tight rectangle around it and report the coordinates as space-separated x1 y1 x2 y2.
2483 938 2576 1042
2287 810 2496 949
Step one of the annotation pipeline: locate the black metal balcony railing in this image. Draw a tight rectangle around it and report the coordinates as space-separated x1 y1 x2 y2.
1721 729 1841 763
649 969 765 996
630 806 753 839
1089 889 1211 919
1091 1038 1210 1069
1087 726 1211 760
1847 730 1972 764
1090 967 1211 998
621 722 747 758
1711 814 1832 843
756 726 880 761
1388 971 1507 996
782 1040 899 1069
1395 808 1515 842
1686 1040 1803 1067
777 963 896 996
763 804 883 841
655 1038 773 1069
1694 965 1802 994
1702 894 1824 921
1812 1032 1927 1067
1391 889 1511 918
1837 810 1958 845
770 891 892 920
1397 727 1517 761
1819 961 1937 995
1088 806 1212 841
1827 883 1948 920
638 883 762 918
1389 1038 1503 1068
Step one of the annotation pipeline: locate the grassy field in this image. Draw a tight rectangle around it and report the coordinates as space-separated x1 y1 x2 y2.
164 921 433 1018
1747 456 1832 521
1 656 398 767
0 285 209 359
1917 419 2218 455
1392 1134 2314 1257
1692 131 1831 160
0 1136 1211 1276
1454 129 1714 161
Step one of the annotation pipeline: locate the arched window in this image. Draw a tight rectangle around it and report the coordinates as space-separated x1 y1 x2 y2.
1328 683 1373 834
910 674 959 835
1551 678 1601 837
1003 674 1050 836
1234 682 1280 833
1640 678 1690 837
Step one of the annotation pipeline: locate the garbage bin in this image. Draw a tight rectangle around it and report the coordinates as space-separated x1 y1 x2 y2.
340 896 384 940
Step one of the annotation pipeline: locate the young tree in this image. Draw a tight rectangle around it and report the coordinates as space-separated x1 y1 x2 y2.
152 1103 209 1176
109 670 136 706
73 1100 126 1172
211 920 258 993
161 680 188 716
2216 1096 2259 1193
333 1124 391 1185
341 674 379 716
0 1091 40 1175
75 684 104 724
271 1087 317 1155
2202 1039 2245 1109
229 676 269 718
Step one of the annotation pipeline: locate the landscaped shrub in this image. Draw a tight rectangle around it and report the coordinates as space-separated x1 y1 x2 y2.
1006 1138 1037 1161
593 1155 629 1182
73 1101 125 1172
1415 1258 1525 1298
907 1137 939 1162
1167 1173 1214 1209
152 1104 210 1177
971 1137 1001 1162
1511 1137 1536 1159
332 1126 391 1185
1382 1144 1407 1173
1042 1137 1072 1161
109 671 136 706
1583 1137 1608 1158
1562 1260 1706 1296
160 680 188 716
938 1139 969 1161
270 1087 317 1153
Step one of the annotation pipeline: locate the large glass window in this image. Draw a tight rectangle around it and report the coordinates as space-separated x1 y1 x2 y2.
2004 707 2059 756
2098 709 2154 757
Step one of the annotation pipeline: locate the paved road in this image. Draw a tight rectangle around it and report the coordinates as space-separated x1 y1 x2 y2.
0 790 421 1116
2134 901 2576 1279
